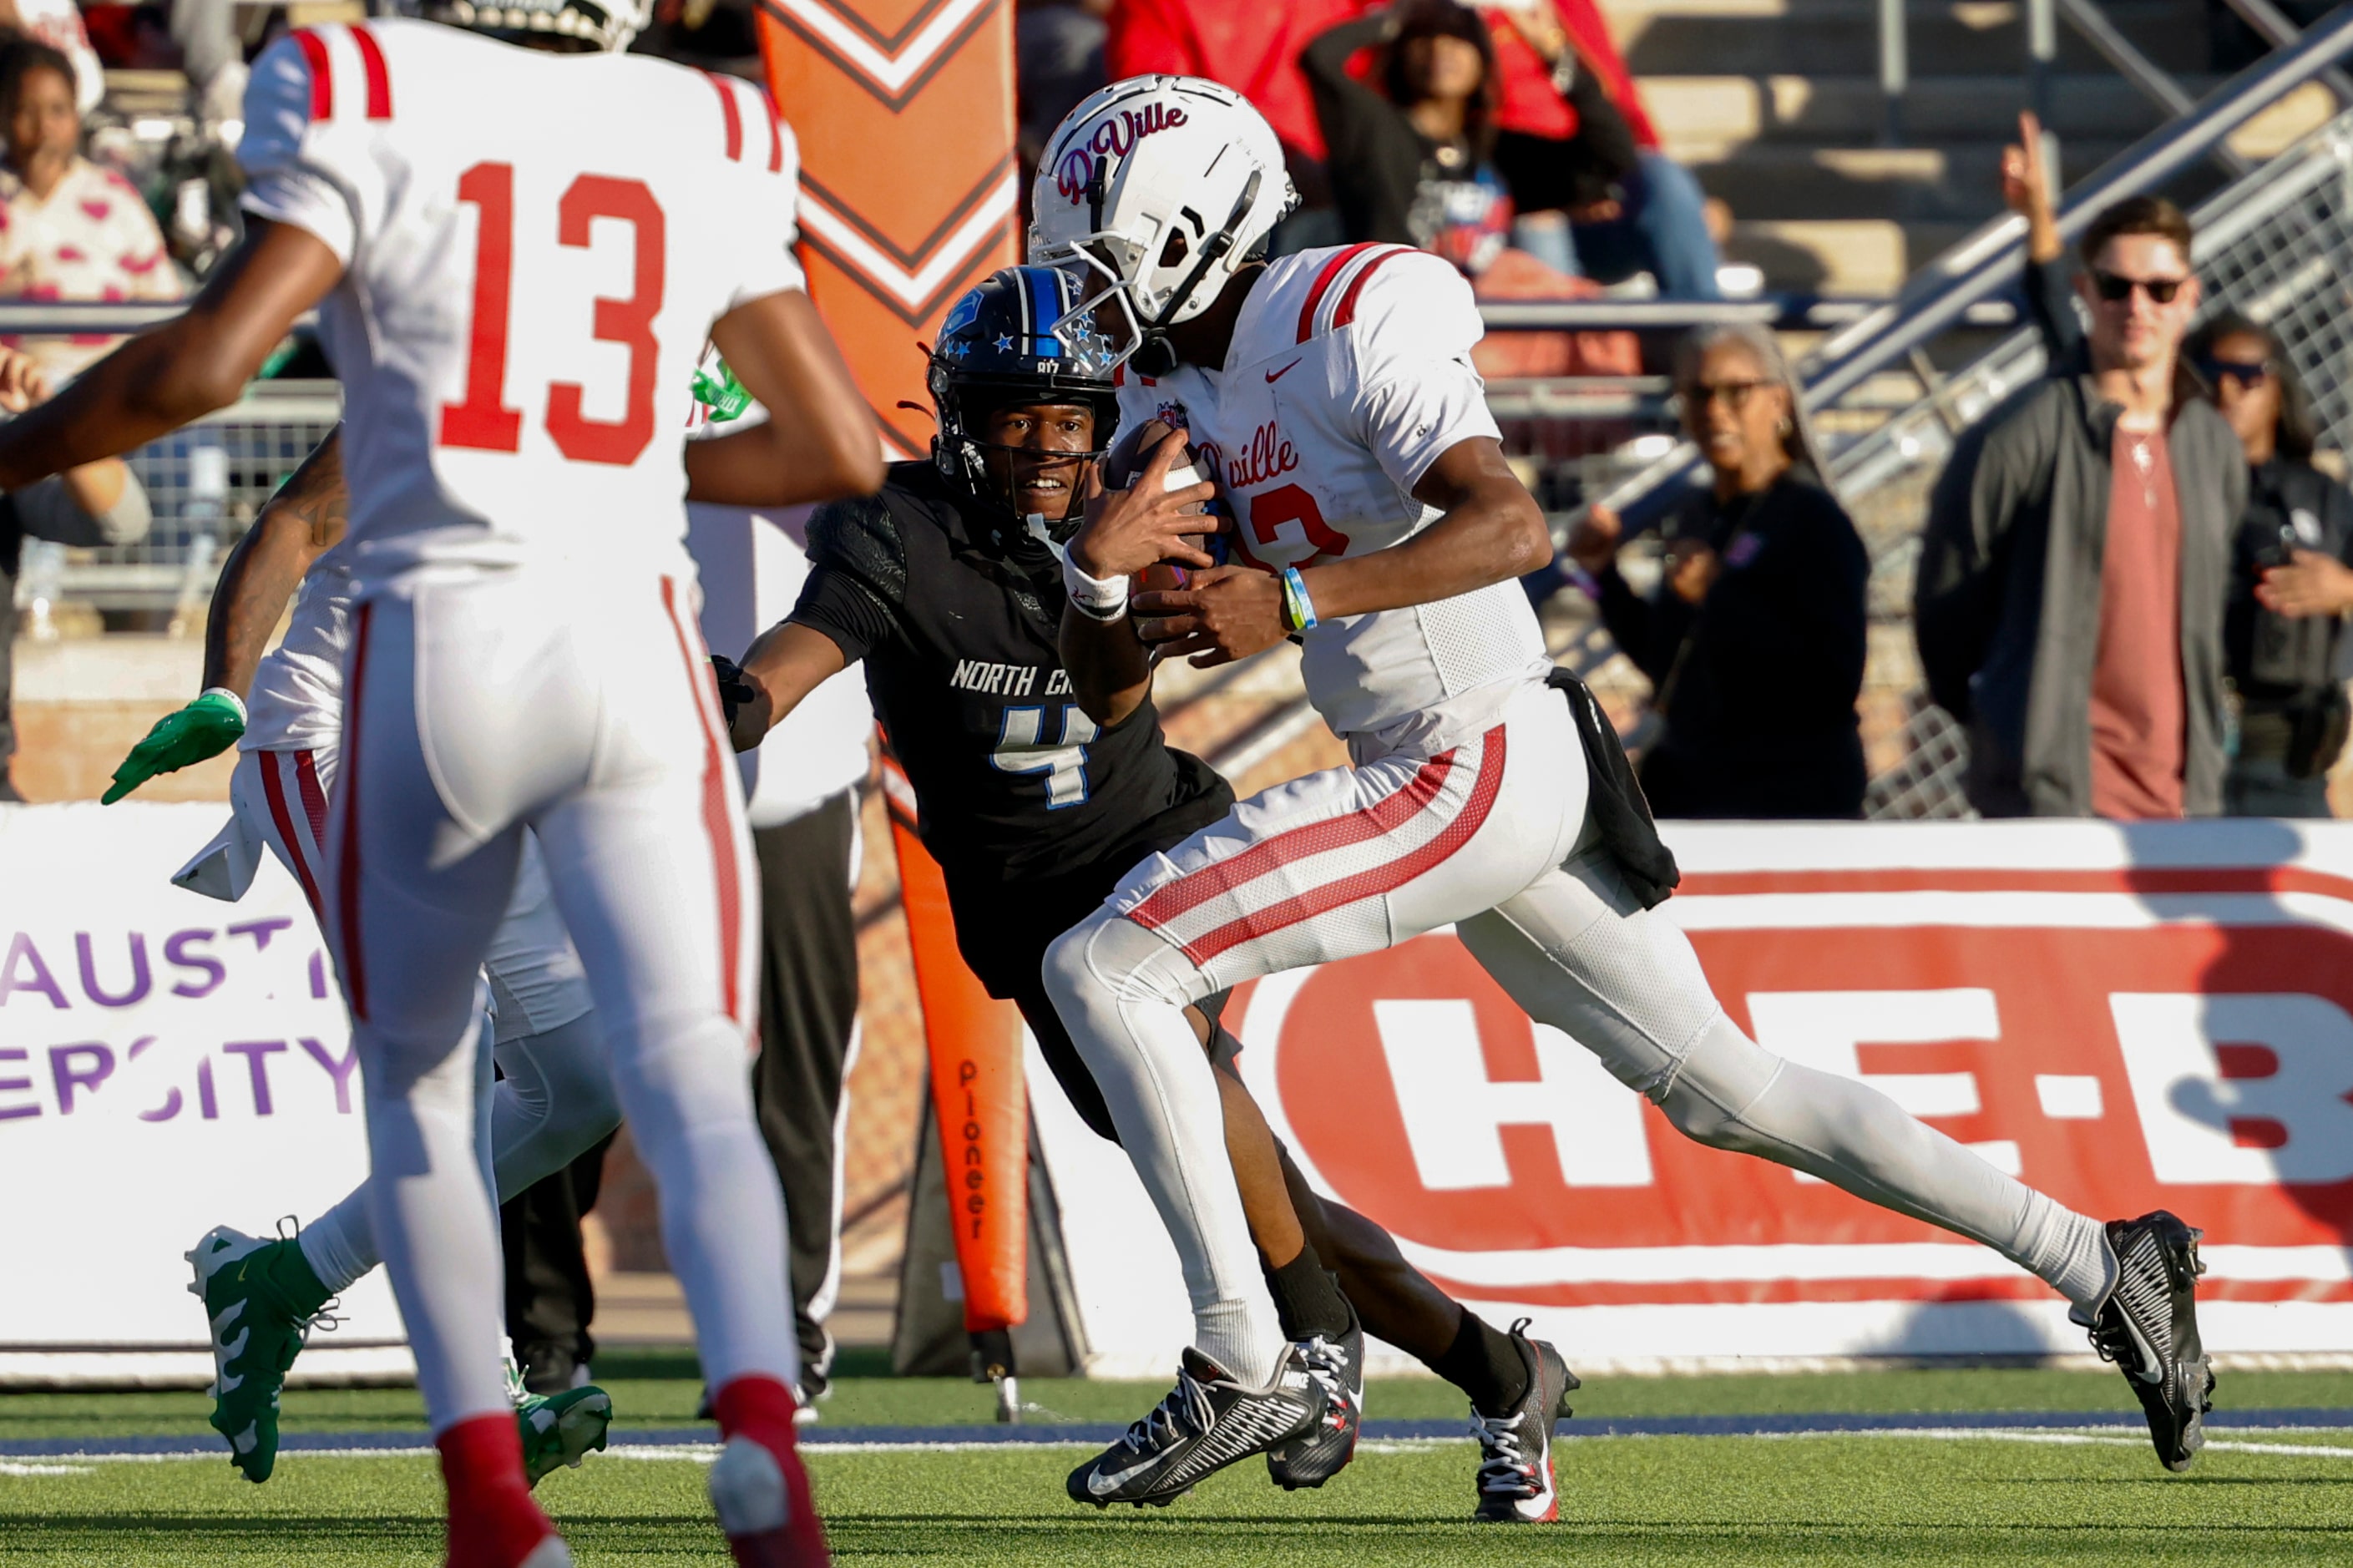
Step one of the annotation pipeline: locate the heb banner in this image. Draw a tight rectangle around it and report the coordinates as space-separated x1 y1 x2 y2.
1034 820 2353 1374
0 804 403 1383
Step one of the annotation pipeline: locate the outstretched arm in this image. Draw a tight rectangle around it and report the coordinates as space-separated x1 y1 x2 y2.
0 218 341 489
204 427 345 697
691 291 885 508
728 621 851 752
1131 435 1548 668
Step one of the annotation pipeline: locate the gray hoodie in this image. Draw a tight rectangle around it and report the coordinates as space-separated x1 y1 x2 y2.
1915 369 2245 817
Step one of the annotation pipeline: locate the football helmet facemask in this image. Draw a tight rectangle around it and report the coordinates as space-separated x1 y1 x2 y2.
379 0 652 53
929 266 1121 548
1028 75 1298 378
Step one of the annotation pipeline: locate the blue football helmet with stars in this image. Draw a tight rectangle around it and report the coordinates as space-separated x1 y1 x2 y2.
928 266 1121 544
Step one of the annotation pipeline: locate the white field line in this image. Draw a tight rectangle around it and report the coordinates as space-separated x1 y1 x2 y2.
8 1427 2353 1472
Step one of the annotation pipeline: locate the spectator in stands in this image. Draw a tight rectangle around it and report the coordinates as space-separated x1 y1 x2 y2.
0 0 103 113
0 38 180 382
1998 115 2353 817
1106 0 1356 250
1299 1 1640 380
1303 1 1613 268
1484 0 1722 300
1019 0 1110 180
1563 325 1869 817
1916 195 2244 818
2199 316 2353 816
0 343 149 800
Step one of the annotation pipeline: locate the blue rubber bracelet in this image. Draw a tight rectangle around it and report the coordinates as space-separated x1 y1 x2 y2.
1281 565 1319 633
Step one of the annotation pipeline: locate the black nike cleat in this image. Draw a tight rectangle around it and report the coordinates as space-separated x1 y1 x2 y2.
2072 1210 2214 1472
1470 1319 1579 1523
1066 1345 1325 1509
1267 1301 1364 1490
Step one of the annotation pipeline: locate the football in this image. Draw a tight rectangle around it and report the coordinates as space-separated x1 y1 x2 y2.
1103 417 1217 591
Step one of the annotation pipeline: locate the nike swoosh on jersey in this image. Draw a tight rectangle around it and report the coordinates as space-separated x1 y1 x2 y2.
1266 359 1303 383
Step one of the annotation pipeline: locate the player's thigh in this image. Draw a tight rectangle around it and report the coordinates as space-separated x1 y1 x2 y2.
234 746 336 923
328 592 544 1063
1455 846 1724 1100
483 831 594 1044
530 579 758 1061
1101 685 1583 995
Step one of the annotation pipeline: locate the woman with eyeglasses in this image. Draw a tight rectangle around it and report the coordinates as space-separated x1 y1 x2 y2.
1563 324 1870 817
2001 125 2353 816
2189 315 2353 816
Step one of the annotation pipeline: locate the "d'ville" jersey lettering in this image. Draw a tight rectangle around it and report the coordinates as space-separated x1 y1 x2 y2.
949 660 1073 699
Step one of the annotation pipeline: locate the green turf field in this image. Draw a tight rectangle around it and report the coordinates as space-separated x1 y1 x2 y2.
3 1350 2346 1565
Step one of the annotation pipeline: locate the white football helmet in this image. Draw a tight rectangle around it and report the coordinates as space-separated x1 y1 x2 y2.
380 0 653 53
1029 75 1298 377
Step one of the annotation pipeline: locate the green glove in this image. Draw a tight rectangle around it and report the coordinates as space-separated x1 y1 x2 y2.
691 358 752 424
104 690 246 804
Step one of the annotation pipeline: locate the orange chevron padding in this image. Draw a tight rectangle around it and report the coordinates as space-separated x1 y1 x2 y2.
757 0 1020 458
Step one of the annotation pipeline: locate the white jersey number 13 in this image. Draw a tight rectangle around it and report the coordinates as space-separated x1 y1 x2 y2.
439 161 665 467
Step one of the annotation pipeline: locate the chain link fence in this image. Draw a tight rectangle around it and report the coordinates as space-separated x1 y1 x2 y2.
22 382 340 625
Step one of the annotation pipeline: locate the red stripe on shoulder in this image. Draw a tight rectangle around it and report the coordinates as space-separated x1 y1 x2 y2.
1331 245 1415 331
706 73 744 162
350 24 392 120
1296 242 1383 344
292 28 332 121
756 85 785 174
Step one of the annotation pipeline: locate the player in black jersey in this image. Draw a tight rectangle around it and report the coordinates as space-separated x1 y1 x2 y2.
726 268 1578 1519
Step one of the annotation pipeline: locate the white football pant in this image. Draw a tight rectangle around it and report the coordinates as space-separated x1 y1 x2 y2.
1045 677 2112 1385
322 569 790 1434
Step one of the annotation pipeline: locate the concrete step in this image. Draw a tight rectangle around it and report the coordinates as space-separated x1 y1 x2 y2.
1723 216 1978 291
1607 0 2214 80
1688 136 2134 220
1643 73 2197 162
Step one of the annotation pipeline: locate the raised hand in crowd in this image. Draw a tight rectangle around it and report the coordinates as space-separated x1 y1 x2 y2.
2000 109 2063 266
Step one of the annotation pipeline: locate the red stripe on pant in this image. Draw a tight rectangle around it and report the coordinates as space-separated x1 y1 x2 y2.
293 750 329 843
1131 749 1460 929
659 578 744 1027
335 603 373 1021
1145 726 1508 968
258 751 325 918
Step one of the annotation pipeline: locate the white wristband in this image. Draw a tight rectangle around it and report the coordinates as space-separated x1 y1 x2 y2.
200 686 248 724
1061 552 1131 623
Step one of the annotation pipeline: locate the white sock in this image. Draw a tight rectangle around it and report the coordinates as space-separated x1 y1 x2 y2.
297 1192 378 1296
2020 1200 2118 1313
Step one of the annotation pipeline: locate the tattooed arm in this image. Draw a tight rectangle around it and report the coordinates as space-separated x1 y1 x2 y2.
203 424 346 698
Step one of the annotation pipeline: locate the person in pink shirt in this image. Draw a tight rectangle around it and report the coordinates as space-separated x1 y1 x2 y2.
0 38 181 381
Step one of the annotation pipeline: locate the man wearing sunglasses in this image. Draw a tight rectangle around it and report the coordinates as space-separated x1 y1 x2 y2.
1918 191 2246 819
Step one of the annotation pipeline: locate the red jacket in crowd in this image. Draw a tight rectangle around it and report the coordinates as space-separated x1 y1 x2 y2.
1106 0 1658 165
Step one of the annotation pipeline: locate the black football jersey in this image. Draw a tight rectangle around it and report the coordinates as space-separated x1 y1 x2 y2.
788 462 1233 903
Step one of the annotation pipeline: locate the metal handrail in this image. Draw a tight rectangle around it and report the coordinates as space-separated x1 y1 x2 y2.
1477 296 2027 331
2218 0 2353 100
0 300 186 332
1602 4 2353 533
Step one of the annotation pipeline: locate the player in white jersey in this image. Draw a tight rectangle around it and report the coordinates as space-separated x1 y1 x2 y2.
108 428 620 1490
0 3 883 1565
1027 76 2214 1510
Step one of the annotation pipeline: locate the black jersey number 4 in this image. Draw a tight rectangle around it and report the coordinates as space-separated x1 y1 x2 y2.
991 703 1100 809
